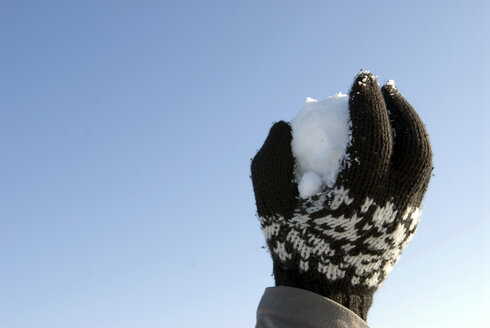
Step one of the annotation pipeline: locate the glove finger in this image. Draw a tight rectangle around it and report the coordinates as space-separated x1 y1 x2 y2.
381 82 433 206
251 121 298 218
336 72 392 203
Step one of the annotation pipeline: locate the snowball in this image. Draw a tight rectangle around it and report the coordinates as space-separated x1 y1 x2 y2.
291 93 351 198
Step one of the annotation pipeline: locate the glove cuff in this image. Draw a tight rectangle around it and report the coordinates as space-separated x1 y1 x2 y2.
273 263 374 320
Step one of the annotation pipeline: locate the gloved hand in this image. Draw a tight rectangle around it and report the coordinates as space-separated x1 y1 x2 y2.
251 72 432 320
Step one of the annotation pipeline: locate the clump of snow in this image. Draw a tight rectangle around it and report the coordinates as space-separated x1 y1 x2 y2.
305 97 318 103
290 93 351 198
297 171 323 198
386 80 397 95
357 71 377 87
386 80 396 96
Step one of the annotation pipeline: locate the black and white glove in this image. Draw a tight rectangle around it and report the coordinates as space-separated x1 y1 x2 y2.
251 72 433 320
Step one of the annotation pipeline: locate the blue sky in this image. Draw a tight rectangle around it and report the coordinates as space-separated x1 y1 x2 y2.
1 1 489 327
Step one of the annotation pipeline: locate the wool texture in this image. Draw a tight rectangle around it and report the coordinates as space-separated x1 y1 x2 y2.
251 72 433 320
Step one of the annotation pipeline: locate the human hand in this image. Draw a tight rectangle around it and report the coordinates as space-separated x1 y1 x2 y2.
251 72 432 319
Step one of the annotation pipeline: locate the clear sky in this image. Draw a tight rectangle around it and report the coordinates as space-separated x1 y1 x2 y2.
1 1 489 327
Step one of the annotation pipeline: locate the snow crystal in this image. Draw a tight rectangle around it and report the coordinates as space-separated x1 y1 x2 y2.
291 93 351 198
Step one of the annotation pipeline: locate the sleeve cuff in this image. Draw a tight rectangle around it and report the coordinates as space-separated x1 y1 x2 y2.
256 286 370 328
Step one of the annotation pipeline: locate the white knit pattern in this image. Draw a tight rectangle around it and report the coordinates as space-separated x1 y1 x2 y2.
259 187 421 288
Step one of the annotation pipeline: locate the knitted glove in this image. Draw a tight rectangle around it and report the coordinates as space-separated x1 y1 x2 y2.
251 72 432 320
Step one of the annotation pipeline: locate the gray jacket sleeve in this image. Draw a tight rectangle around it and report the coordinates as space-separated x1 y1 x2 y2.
256 286 370 328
